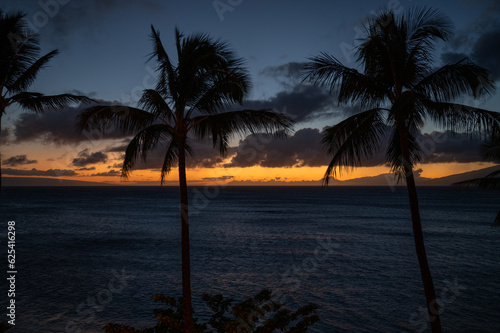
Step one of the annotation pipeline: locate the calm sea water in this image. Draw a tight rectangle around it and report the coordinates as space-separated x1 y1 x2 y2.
0 186 499 332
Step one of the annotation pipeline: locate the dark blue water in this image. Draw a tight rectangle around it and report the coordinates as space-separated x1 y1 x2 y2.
0 186 499 332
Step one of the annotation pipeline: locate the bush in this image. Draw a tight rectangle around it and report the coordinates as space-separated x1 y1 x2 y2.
103 289 319 333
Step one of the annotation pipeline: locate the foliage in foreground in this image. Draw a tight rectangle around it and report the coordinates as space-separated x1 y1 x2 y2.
102 289 319 333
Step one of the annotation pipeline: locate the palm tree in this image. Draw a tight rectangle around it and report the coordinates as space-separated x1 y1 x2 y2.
0 10 91 188
453 129 500 226
78 26 293 332
304 7 498 333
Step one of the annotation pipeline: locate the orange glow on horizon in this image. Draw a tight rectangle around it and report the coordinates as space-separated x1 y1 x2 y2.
3 134 498 186
5 162 498 186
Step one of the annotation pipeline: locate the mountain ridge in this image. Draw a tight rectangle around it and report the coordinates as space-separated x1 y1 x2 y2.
3 165 498 186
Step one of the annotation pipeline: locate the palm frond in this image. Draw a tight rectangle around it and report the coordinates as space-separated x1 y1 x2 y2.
7 49 58 93
121 124 176 178
191 109 293 155
481 126 500 162
173 29 250 115
77 105 162 135
138 89 175 121
10 92 92 112
0 11 42 87
358 9 418 92
452 169 500 190
482 145 500 162
148 25 169 64
188 67 250 116
322 108 386 184
403 7 454 86
303 53 385 107
149 25 177 100
385 127 422 181
174 27 183 61
405 6 453 46
423 100 500 136
160 139 179 184
414 58 495 101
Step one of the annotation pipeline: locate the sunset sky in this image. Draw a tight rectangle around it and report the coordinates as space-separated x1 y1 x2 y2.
1 0 500 186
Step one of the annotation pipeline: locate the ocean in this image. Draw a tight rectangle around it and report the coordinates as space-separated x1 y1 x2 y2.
0 186 499 332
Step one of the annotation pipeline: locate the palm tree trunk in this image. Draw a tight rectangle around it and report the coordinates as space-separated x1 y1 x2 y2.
0 112 3 190
177 138 195 333
399 128 442 333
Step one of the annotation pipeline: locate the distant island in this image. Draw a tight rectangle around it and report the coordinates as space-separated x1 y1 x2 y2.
4 165 499 186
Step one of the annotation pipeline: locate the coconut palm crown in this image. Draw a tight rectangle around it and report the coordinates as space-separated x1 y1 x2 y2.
304 7 498 333
0 10 92 187
78 26 293 332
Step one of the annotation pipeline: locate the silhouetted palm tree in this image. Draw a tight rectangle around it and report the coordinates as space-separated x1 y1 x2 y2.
304 7 498 332
0 10 91 188
454 129 500 226
78 26 293 333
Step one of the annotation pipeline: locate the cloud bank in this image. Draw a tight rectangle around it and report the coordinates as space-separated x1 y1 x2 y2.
3 168 77 177
72 149 108 167
441 0 500 80
2 155 38 166
12 101 128 145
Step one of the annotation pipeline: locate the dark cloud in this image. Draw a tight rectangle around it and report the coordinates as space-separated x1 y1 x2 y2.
189 154 225 168
468 0 500 32
65 89 98 98
226 128 331 168
1 127 11 141
442 30 500 80
223 128 485 169
418 131 483 163
201 176 234 181
2 155 37 166
345 130 483 166
472 31 500 79
3 0 165 47
441 0 500 79
68 127 485 174
3 168 77 177
441 52 469 65
90 170 121 177
446 33 476 52
76 167 96 171
261 62 306 79
72 149 108 167
260 62 307 89
106 144 129 152
362 130 484 165
241 83 338 122
12 101 127 144
252 61 363 122
103 140 232 173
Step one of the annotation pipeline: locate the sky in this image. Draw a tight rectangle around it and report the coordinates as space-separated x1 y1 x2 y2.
1 0 500 186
